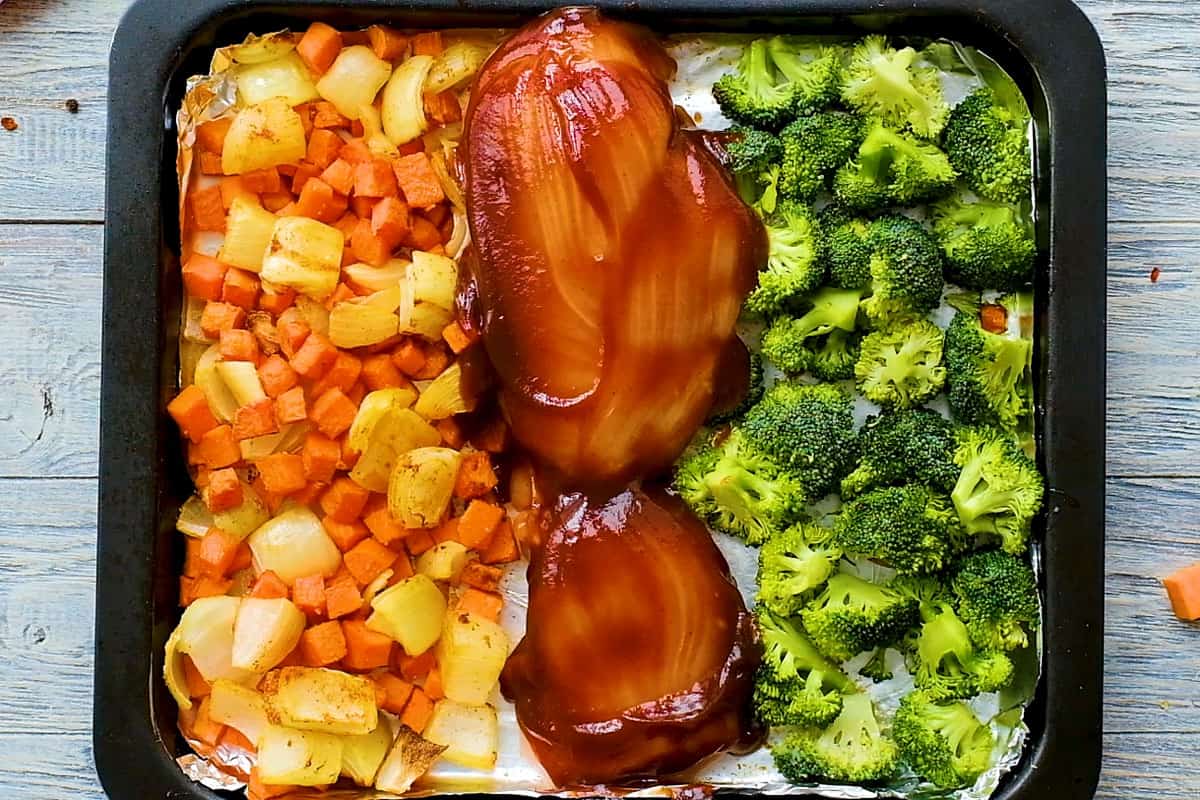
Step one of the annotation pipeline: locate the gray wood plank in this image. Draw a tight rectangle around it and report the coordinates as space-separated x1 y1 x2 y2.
0 226 101 479
1 0 1199 223
0 0 117 222
0 734 103 800
1106 224 1200 476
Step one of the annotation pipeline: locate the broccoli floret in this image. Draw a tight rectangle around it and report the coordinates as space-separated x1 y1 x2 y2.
741 381 860 501
754 607 857 727
842 36 950 139
772 692 901 784
759 286 864 373
762 327 861 381
834 122 957 212
808 330 862 381
707 351 765 426
724 126 784 208
854 318 947 409
943 87 1032 204
726 125 784 174
757 523 843 616
801 572 919 662
909 599 1014 700
951 427 1044 555
779 111 865 201
835 485 963 575
944 310 1032 430
860 215 945 327
818 206 874 290
842 408 959 498
893 691 996 789
713 39 799 130
672 430 804 545
952 549 1040 651
932 196 1036 291
746 202 825 317
860 647 894 682
768 38 845 113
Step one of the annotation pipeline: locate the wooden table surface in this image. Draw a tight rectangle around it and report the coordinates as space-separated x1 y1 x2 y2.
0 0 1195 796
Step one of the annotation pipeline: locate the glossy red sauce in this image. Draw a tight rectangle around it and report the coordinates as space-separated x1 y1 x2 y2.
463 7 767 488
500 488 762 787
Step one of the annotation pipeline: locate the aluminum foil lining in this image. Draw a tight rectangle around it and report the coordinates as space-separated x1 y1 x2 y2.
174 30 1038 800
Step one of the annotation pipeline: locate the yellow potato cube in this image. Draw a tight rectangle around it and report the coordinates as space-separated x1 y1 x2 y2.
261 667 378 736
221 98 307 175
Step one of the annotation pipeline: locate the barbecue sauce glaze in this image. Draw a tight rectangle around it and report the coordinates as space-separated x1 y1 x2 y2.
462 7 765 787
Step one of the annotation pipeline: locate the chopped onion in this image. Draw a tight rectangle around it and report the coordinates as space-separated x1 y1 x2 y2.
194 344 239 422
248 506 342 585
329 289 401 348
344 259 408 293
425 42 493 94
221 99 307 175
219 196 276 273
235 50 320 107
208 679 271 745
231 597 306 672
176 494 213 538
381 55 434 145
316 45 393 120
164 595 254 709
414 362 478 420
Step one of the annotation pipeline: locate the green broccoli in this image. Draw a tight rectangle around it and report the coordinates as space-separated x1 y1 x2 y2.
746 201 825 317
834 122 957 212
772 692 901 784
754 607 857 727
672 430 804 546
860 215 945 326
854 318 947 409
841 408 960 498
712 39 799 130
759 287 864 372
818 206 874 290
801 572 919 662
944 309 1032 430
725 126 784 207
767 38 845 112
952 549 1040 651
741 381 860 501
932 196 1036 291
893 690 996 789
943 87 1032 204
834 485 963 575
707 351 765 426
951 427 1044 555
757 523 843 617
842 35 950 139
806 330 862 381
779 111 865 201
909 598 1015 700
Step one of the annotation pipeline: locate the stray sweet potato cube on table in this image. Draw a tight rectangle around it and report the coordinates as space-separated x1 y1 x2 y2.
1164 562 1200 620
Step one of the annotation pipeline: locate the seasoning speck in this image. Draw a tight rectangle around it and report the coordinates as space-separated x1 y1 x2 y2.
1150 267 1162 283
693 112 703 123
65 98 80 114
1 117 17 132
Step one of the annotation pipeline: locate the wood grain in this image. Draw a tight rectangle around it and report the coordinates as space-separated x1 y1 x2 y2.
0 0 1198 797
0 226 101 479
